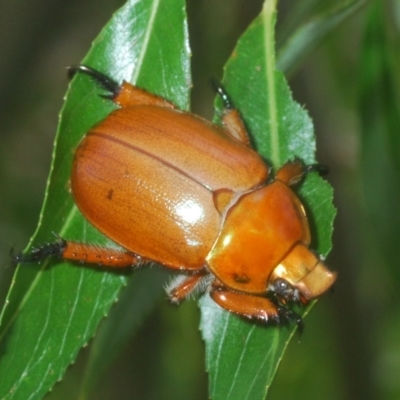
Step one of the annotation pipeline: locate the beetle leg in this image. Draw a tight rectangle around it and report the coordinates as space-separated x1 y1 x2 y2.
213 82 251 146
275 305 304 331
167 272 209 304
221 108 252 146
275 159 306 186
209 286 277 323
306 163 329 176
68 65 176 109
210 286 303 328
276 159 329 186
115 82 176 109
68 65 120 97
14 237 142 269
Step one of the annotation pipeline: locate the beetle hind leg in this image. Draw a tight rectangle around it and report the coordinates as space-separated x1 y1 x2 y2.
14 237 142 269
68 65 177 109
68 65 120 99
213 82 252 146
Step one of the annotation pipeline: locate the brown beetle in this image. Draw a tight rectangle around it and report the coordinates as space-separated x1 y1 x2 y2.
18 66 336 326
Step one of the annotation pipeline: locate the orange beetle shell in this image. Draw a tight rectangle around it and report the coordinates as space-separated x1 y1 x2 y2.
71 105 269 270
47 67 337 324
14 67 336 325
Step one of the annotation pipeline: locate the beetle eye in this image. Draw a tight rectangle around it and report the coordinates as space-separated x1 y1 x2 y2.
272 278 290 294
269 278 300 303
274 278 288 291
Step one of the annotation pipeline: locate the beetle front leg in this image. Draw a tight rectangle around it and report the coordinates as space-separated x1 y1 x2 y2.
210 286 303 327
14 237 142 269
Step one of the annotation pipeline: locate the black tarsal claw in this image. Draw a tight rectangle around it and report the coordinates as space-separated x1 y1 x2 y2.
211 79 233 110
67 65 121 99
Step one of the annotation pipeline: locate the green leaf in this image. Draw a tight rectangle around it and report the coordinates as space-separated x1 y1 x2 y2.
277 0 365 75
79 269 169 398
200 1 335 399
0 0 190 398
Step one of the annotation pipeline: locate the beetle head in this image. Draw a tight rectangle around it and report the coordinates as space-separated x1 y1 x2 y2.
271 243 337 302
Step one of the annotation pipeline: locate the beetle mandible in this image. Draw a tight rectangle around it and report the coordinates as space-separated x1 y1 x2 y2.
18 66 337 326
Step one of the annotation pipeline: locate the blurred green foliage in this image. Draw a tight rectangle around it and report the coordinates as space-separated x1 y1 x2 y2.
0 0 399 399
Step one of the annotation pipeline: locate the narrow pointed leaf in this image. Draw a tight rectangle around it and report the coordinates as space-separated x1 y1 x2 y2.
200 1 335 399
277 0 365 75
0 0 190 398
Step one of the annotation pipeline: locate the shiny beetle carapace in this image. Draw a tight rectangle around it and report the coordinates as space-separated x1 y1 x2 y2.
19 66 337 326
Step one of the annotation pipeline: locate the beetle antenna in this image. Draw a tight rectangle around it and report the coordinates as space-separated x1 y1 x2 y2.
211 79 233 110
67 65 121 99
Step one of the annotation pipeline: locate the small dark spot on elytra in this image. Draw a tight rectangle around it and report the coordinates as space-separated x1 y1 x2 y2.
107 189 114 200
